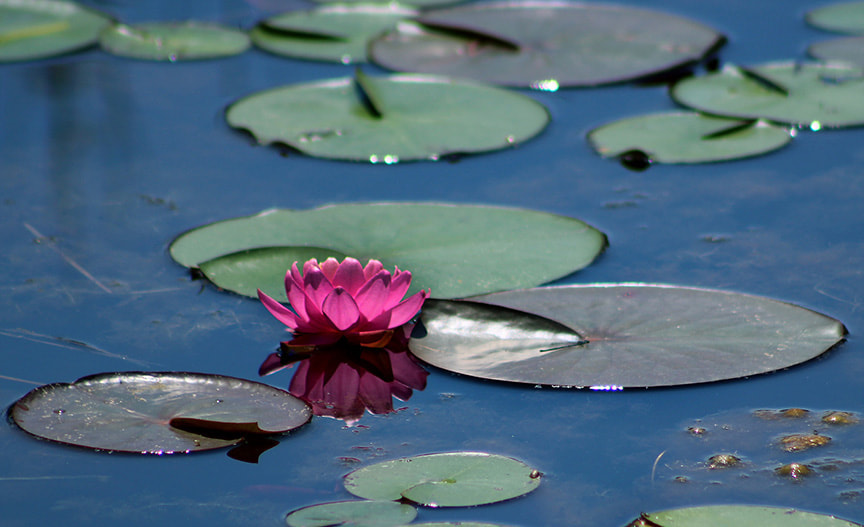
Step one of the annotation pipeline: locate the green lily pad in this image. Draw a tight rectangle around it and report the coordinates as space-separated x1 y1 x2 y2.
285 500 417 527
629 505 862 527
0 0 113 62
671 62 864 128
806 2 864 35
408 284 847 388
588 112 792 164
311 0 458 7
413 524 511 526
809 36 864 68
99 21 250 61
225 71 549 162
169 203 607 300
251 4 417 64
368 1 724 87
343 452 541 507
10 372 312 454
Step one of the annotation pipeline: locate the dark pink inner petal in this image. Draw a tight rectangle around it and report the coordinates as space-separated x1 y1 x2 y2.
319 257 340 282
354 270 392 322
385 271 412 308
363 259 384 280
322 287 361 331
332 257 366 295
303 267 335 308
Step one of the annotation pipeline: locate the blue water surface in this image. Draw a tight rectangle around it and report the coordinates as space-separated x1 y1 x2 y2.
3 0 864 525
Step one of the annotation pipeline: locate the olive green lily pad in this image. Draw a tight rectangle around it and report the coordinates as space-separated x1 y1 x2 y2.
629 505 862 527
285 500 417 527
806 2 864 35
225 71 549 162
588 112 792 164
809 36 864 68
343 452 541 507
169 203 607 301
671 62 864 128
99 21 250 61
251 4 417 64
10 372 312 454
369 1 725 87
408 284 847 388
0 0 113 62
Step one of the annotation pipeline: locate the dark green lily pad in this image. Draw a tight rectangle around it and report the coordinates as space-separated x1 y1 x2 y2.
808 36 864 68
99 21 250 61
0 0 113 62
251 4 417 64
343 452 541 507
10 372 311 454
285 500 417 527
806 2 864 35
169 203 607 301
588 112 792 164
369 1 724 87
225 71 549 162
671 62 864 128
629 505 862 527
408 284 847 388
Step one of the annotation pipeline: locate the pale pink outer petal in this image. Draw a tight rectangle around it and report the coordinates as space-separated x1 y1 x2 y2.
353 270 391 321
384 270 412 309
319 257 340 282
322 287 361 331
363 259 384 280
332 257 366 295
290 261 305 286
370 289 429 329
257 289 301 329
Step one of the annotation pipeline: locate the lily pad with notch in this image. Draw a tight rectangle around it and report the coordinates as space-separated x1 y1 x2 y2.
627 505 862 527
343 452 541 507
408 284 847 388
368 1 725 87
99 21 251 61
285 500 417 527
9 371 312 454
806 1 864 35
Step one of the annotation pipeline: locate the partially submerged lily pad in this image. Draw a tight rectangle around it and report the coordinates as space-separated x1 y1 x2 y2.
629 505 862 527
99 21 251 61
0 0 113 62
251 4 417 64
285 500 417 527
806 2 864 35
808 36 864 68
671 62 864 128
343 452 541 507
225 71 549 162
369 1 724 87
588 112 792 164
169 203 607 300
10 372 311 454
408 284 846 388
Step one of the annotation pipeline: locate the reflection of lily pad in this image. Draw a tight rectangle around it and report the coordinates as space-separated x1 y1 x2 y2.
225 71 549 162
285 500 417 527
343 452 541 507
588 112 792 164
169 203 607 301
10 372 311 454
631 505 862 527
0 0 113 62
808 36 864 68
671 62 864 128
806 2 864 35
99 22 251 61
409 284 847 388
369 1 724 87
251 4 417 64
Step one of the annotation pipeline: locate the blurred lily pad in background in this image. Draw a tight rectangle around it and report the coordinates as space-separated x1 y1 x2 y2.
806 1 864 34
808 36 864 68
99 21 251 61
629 505 863 527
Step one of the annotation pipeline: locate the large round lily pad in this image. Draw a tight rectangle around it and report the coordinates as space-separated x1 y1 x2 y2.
169 203 607 300
671 62 864 128
250 4 417 64
99 21 251 61
629 505 862 527
343 452 541 507
808 36 864 68
10 372 312 454
588 112 792 164
225 71 549 162
806 2 864 35
0 0 113 62
369 1 725 87
408 284 847 388
285 500 417 527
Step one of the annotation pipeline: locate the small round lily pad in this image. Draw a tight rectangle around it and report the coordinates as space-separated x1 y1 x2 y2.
285 500 417 527
808 36 864 68
10 372 312 454
588 112 792 164
0 0 113 62
631 505 862 527
99 21 250 61
343 452 541 507
806 2 864 35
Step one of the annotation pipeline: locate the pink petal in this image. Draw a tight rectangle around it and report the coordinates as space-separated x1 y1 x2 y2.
384 270 412 309
353 270 391 321
285 269 309 322
303 267 334 309
319 257 340 282
257 289 301 329
332 257 366 295
358 372 395 415
363 259 384 280
290 261 304 286
322 287 361 331
371 289 429 329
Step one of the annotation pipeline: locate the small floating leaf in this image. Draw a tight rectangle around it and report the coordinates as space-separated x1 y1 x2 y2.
99 21 250 61
808 36 864 68
588 112 791 164
343 452 541 507
285 500 417 527
806 2 864 35
10 372 311 454
630 505 862 527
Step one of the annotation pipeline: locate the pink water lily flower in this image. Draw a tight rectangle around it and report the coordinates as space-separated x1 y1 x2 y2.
257 257 429 348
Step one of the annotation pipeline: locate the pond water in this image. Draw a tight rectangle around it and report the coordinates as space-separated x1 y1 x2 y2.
3 0 864 525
